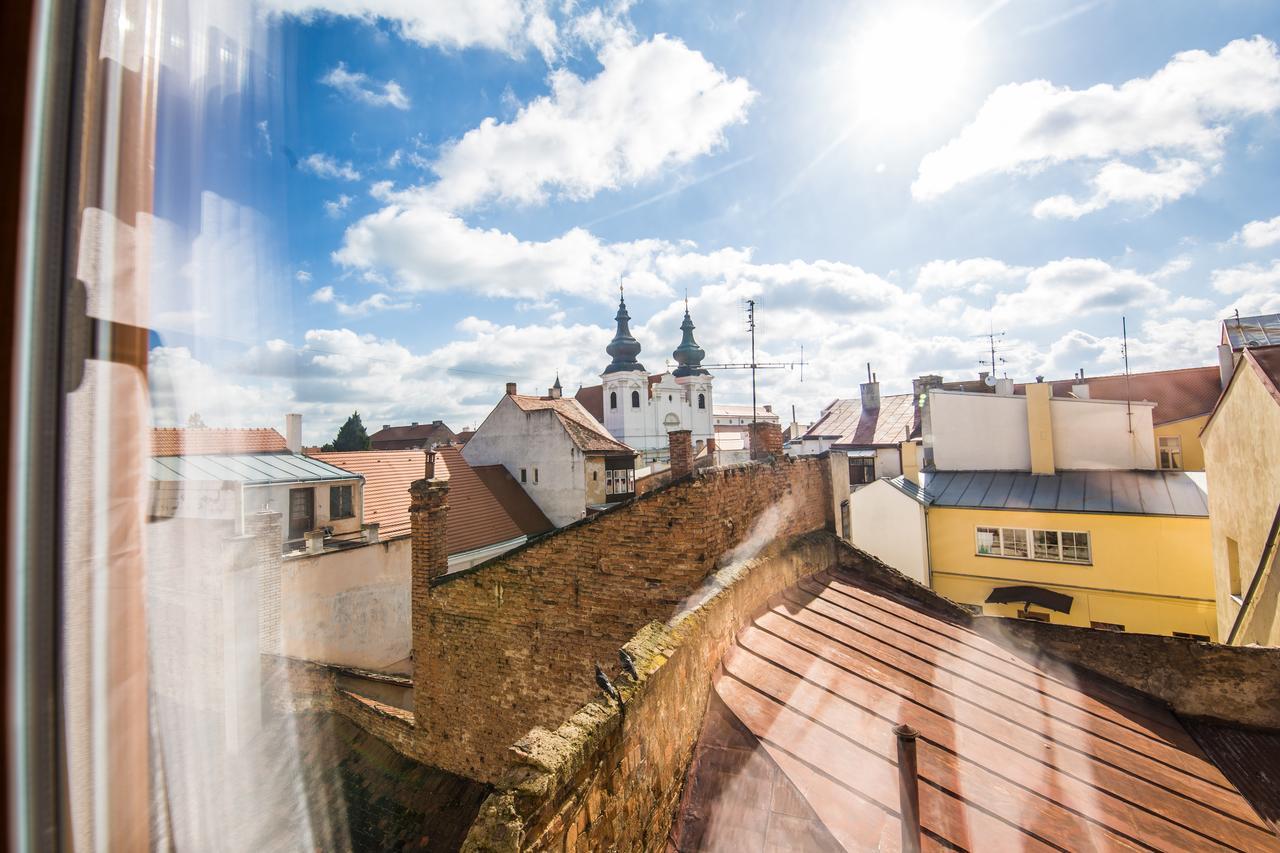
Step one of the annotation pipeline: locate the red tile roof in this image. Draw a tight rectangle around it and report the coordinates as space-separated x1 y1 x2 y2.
678 566 1278 850
510 394 633 454
1022 365 1223 425
310 447 552 555
151 427 288 456
802 393 917 447
369 421 456 450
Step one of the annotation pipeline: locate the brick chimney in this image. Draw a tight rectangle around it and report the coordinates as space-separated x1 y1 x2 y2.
860 363 880 411
750 421 784 460
410 462 450 583
668 429 693 479
505 382 517 396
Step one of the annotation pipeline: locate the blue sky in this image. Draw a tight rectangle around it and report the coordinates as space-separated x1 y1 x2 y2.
145 0 1280 443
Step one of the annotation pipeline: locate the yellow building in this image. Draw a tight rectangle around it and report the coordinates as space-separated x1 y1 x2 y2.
1201 344 1280 645
847 381 1219 639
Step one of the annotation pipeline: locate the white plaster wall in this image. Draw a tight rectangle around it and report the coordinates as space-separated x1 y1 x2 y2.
280 536 411 670
603 372 651 449
928 391 1031 471
245 477 363 538
463 396 588 526
875 447 903 479
848 479 930 586
1049 397 1157 470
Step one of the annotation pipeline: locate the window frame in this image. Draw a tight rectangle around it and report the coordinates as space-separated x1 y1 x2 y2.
329 484 355 520
630 390 640 408
1157 435 1183 470
609 391 617 410
848 456 875 486
975 525 1091 565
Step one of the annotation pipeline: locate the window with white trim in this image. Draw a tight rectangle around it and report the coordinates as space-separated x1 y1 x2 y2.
1158 435 1183 470
976 526 1090 564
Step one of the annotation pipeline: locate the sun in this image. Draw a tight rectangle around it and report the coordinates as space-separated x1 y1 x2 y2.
846 5 977 132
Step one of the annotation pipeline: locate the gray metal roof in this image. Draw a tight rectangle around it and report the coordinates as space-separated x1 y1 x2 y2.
149 453 362 485
914 470 1208 517
1223 313 1280 349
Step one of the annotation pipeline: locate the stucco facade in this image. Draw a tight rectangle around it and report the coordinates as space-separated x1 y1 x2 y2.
1202 353 1280 644
928 506 1217 638
1155 415 1209 472
846 479 929 585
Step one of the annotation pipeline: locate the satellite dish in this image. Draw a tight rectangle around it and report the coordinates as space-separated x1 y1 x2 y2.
984 374 998 387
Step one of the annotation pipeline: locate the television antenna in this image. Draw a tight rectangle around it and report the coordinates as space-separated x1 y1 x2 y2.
699 299 809 434
975 327 1007 385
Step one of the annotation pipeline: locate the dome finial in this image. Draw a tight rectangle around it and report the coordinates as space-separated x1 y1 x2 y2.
604 285 646 374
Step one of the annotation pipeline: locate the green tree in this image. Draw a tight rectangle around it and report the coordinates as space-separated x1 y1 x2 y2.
324 411 372 452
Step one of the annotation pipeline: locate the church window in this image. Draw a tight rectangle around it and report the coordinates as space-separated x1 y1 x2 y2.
698 393 705 409
631 390 640 408
520 468 527 483
609 391 617 409
534 468 539 484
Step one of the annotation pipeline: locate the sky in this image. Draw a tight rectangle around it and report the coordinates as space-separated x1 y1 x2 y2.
143 0 1280 445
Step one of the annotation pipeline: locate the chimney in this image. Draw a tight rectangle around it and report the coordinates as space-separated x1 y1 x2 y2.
911 374 942 406
433 419 443 426
995 378 1015 396
505 382 518 396
668 429 694 479
978 370 989 384
860 380 880 411
409 469 450 723
750 421 784 460
425 449 437 480
763 404 772 413
362 522 380 544
382 424 391 431
411 421 419 426
1025 381 1055 475
1218 343 1235 389
284 413 302 453
304 529 325 554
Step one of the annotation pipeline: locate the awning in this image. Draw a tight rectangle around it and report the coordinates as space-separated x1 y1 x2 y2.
985 585 1074 614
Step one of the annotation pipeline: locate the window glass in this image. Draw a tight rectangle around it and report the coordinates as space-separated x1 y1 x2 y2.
999 527 1029 558
1061 531 1091 563
1033 529 1061 561
976 527 998 555
330 484 355 519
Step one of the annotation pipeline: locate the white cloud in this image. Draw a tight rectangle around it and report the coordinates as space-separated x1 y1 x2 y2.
1211 259 1280 294
320 62 410 109
261 0 559 60
1236 214 1280 248
1152 254 1193 280
914 37 1280 216
300 153 362 181
310 285 414 317
1031 158 1208 220
295 269 313 283
324 194 353 218
978 258 1166 327
915 257 1030 294
425 35 755 210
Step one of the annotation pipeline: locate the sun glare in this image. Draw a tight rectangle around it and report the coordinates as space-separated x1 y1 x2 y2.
847 6 976 131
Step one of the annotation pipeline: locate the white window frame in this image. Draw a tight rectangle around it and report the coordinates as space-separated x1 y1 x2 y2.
1158 435 1183 470
975 525 1091 565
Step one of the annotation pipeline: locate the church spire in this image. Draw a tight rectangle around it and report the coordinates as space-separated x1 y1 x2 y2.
672 301 708 377
604 287 646 374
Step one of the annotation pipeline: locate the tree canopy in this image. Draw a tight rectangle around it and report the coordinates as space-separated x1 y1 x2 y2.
323 411 372 452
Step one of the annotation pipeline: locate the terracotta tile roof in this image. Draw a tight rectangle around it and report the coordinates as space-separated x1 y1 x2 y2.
151 427 288 456
679 566 1278 850
369 420 456 450
1022 366 1223 425
510 394 634 454
310 447 552 554
801 393 916 447
455 430 475 445
574 385 604 422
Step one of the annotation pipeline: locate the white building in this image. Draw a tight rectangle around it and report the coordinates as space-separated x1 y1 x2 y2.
588 295 715 463
462 381 638 526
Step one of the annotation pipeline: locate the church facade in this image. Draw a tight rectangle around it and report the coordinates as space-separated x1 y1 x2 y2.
596 294 715 460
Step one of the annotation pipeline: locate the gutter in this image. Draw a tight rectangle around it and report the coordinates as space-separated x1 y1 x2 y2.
1226 502 1280 645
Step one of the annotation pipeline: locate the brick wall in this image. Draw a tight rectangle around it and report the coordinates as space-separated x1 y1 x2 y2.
668 429 693 479
461 532 847 851
749 421 783 459
414 455 833 783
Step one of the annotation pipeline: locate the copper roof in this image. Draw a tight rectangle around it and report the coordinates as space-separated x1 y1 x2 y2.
509 394 634 454
311 447 552 554
802 393 917 447
369 420 456 450
677 567 1277 850
151 427 288 456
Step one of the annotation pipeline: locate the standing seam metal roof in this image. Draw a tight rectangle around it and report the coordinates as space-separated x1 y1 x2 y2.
149 453 361 485
910 470 1208 516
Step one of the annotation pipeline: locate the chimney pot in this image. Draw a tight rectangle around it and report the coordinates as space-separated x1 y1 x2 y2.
304 530 325 554
425 450 437 480
506 382 517 395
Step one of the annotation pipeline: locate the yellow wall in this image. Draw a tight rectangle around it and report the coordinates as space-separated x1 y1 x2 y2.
1025 383 1056 474
927 506 1217 639
1202 364 1280 644
1154 415 1208 472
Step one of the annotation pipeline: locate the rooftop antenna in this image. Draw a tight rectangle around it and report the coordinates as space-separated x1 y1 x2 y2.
1121 315 1133 435
975 326 1007 386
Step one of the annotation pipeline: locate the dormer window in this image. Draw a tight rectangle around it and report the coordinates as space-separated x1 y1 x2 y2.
631 390 640 408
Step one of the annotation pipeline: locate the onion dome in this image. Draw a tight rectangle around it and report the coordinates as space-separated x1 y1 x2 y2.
672 307 709 377
604 293 646 374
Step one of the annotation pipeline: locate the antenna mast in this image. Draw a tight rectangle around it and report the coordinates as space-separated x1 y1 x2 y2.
1122 315 1133 435
747 299 757 432
975 327 1007 384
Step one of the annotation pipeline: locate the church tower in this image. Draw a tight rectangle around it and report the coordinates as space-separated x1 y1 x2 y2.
601 291 649 446
671 303 714 444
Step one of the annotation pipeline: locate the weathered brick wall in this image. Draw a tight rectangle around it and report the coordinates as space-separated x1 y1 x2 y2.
749 421 783 459
416 455 833 783
460 532 846 852
668 429 693 479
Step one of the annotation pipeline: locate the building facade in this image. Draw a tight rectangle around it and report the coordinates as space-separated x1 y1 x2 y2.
1202 344 1280 645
